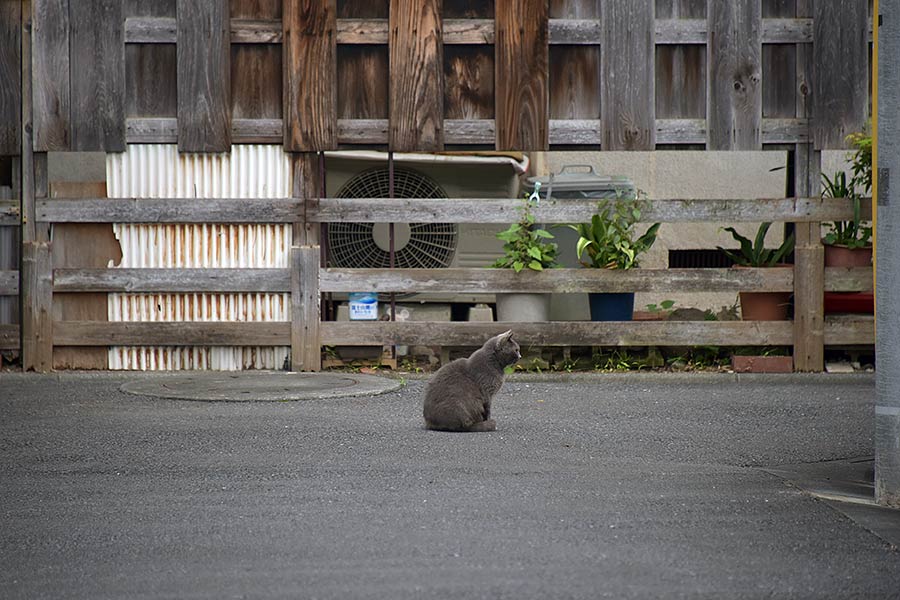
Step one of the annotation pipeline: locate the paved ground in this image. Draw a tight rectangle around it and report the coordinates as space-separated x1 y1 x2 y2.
1 371 899 599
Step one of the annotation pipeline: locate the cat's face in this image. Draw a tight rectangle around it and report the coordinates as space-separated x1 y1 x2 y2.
492 330 521 367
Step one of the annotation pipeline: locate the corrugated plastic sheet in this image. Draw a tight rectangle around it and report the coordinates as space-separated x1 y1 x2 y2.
106 144 292 371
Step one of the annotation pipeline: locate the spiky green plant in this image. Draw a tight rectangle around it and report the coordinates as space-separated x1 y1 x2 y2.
717 222 794 267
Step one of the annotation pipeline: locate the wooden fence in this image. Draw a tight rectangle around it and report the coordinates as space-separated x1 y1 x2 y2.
7 191 872 372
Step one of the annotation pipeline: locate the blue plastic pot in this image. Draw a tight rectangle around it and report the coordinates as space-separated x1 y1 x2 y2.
588 292 635 321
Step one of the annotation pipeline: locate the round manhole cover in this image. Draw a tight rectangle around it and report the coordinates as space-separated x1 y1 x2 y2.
120 372 401 402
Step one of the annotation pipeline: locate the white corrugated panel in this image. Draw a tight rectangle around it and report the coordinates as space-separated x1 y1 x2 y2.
106 144 292 371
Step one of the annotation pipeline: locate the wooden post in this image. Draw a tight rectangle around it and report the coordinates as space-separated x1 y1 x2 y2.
792 143 824 372
292 152 321 246
22 241 52 371
291 245 321 372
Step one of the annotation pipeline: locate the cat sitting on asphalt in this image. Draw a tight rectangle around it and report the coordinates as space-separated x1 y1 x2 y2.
423 330 521 432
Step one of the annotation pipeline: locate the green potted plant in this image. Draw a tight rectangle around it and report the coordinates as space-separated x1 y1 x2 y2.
820 129 873 268
717 222 795 320
491 191 559 322
569 195 661 321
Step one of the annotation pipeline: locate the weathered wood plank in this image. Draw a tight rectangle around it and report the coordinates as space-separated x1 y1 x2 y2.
177 0 231 152
550 119 601 145
0 0 20 154
0 324 19 350
292 246 321 371
550 47 601 120
125 16 176 42
37 195 870 225
656 118 705 144
812 0 868 149
292 152 322 245
32 0 70 150
230 0 281 19
232 45 282 119
792 223 824 371
320 321 794 347
126 117 282 143
309 196 870 224
319 267 794 294
22 241 53 371
495 0 549 150
824 267 874 292
284 0 336 151
53 321 291 346
602 0 655 150
0 200 18 226
444 47 495 120
708 0 762 150
389 0 443 151
126 43 178 118
37 198 302 223
762 1 797 120
0 269 18 295
337 46 389 119
823 317 874 346
69 0 125 151
232 18 283 43
53 268 292 293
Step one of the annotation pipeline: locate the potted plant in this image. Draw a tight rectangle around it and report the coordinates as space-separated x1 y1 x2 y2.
569 195 661 321
717 222 795 320
821 170 872 267
491 191 559 322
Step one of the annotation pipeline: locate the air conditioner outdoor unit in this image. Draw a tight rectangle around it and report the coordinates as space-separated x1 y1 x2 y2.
323 151 528 306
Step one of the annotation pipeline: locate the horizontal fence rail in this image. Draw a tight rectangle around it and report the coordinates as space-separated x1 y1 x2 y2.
36 197 871 225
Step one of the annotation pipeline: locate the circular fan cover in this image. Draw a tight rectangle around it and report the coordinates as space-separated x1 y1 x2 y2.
328 166 458 269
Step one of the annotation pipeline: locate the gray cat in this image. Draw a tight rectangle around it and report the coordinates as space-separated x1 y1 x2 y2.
423 330 521 432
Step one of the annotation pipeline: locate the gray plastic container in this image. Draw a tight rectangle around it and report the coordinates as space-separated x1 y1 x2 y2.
521 165 637 320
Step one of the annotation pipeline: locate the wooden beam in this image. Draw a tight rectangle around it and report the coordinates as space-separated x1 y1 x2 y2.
22 241 52 371
308 196 870 224
708 0 762 149
602 0 655 150
824 267 874 292
793 224 824 371
53 321 290 346
0 200 18 226
36 198 302 223
283 0 336 151
177 0 231 152
319 267 794 294
812 0 868 149
0 0 21 154
292 246 320 371
32 0 70 150
69 0 125 151
320 321 794 347
52 268 292 293
292 153 322 245
495 0 549 150
823 317 875 346
389 0 443 151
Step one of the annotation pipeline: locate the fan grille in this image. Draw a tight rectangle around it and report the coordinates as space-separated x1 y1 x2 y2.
328 167 458 269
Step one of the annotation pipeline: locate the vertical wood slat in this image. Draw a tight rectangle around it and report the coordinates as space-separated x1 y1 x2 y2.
22 241 53 372
389 0 443 151
32 0 70 151
792 143 824 372
495 0 549 150
655 0 707 125
283 0 336 151
812 0 868 149
601 0 655 150
0 0 21 154
177 0 231 152
444 46 494 119
292 245 321 372
708 0 762 150
69 0 125 151
292 152 321 246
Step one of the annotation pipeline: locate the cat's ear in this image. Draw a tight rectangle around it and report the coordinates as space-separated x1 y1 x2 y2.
498 329 513 342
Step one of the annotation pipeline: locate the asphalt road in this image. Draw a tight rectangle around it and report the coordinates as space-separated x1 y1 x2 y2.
1 371 898 599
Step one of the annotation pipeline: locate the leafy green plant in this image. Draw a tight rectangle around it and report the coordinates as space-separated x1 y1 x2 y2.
846 128 872 195
717 222 794 267
491 194 558 272
568 194 661 270
821 170 872 249
645 299 676 313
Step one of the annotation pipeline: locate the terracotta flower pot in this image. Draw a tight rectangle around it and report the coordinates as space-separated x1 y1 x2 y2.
823 244 873 267
739 291 792 320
